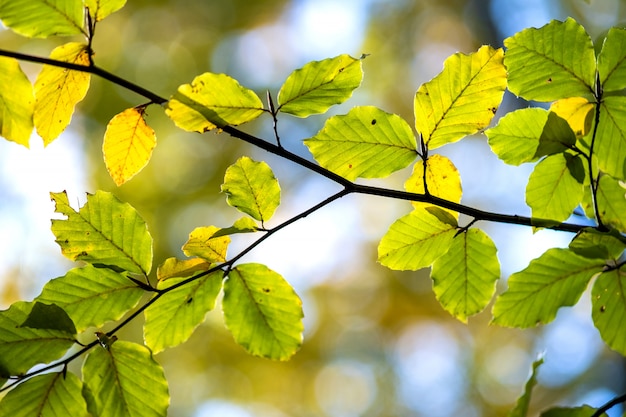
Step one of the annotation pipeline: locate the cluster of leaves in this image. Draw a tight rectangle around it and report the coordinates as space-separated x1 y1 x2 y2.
0 1 625 416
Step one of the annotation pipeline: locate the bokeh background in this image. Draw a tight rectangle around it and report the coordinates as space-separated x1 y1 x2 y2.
1 0 626 416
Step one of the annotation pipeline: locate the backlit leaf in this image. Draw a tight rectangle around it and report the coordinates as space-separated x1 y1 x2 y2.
182 226 230 263
596 174 626 230
414 45 506 149
0 301 75 377
19 301 76 335
492 248 604 327
221 156 281 223
223 263 303 360
85 0 127 21
597 27 626 92
103 107 156 186
592 268 626 355
34 42 91 145
541 405 602 417
550 97 594 137
0 0 84 38
504 18 596 101
278 54 364 117
0 57 34 147
36 266 144 332
209 217 259 238
378 207 457 271
144 270 223 353
304 106 417 181
486 108 548 165
569 228 626 260
157 257 212 281
596 97 626 181
0 373 89 417
508 357 544 417
525 153 585 222
50 190 153 275
166 72 263 132
534 112 577 158
404 154 462 218
82 341 169 417
431 228 500 322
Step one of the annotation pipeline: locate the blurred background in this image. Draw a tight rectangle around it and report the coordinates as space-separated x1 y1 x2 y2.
1 0 626 416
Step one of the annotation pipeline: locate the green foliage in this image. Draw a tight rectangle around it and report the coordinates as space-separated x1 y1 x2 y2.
508 357 544 417
0 4 625 416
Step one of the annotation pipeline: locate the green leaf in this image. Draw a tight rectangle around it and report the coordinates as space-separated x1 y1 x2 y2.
486 108 548 165
525 153 585 222
415 45 506 149
19 301 76 334
596 97 626 181
304 106 417 181
50 190 153 275
492 248 604 327
166 72 263 132
156 257 212 281
378 207 457 271
404 154 462 218
508 357 544 417
596 174 626 230
431 229 500 322
535 112 577 158
144 270 223 354
541 405 603 417
182 226 230 263
569 228 626 260
277 54 364 117
36 266 144 332
0 57 34 147
221 156 281 223
0 0 84 38
0 373 89 417
504 18 596 101
85 0 126 21
209 217 259 238
550 97 594 138
223 263 303 360
83 341 169 417
0 301 75 377
592 268 626 355
597 27 626 92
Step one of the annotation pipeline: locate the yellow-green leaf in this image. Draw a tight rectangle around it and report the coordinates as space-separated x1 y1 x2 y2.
404 154 462 218
156 257 212 281
592 268 626 355
596 174 626 230
508 357 544 417
223 263 303 360
209 217 259 239
596 97 626 181
85 0 126 21
492 248 604 327
597 27 626 93
550 97 594 137
0 57 34 147
504 18 596 101
414 45 506 149
431 229 500 322
0 373 89 417
486 108 548 165
378 207 457 271
36 266 144 332
0 0 84 38
34 42 91 146
144 270 223 353
304 106 417 181
182 226 230 263
221 156 281 223
103 107 156 186
82 341 169 417
166 72 263 132
277 54 364 117
50 190 153 275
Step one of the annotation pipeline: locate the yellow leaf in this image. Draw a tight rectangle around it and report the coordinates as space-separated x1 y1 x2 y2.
182 226 230 263
103 107 156 186
404 154 462 218
0 57 34 147
550 97 594 137
34 42 90 146
156 257 212 281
